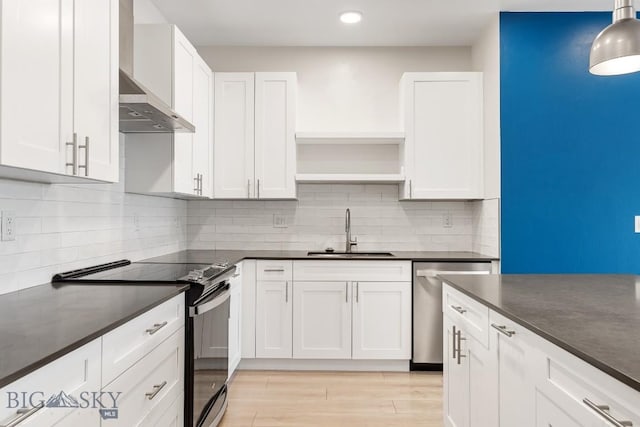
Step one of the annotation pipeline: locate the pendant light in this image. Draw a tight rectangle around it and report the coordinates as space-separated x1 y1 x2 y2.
590 0 640 75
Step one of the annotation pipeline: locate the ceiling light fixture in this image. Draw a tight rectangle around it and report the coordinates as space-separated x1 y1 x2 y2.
340 11 362 24
590 0 640 75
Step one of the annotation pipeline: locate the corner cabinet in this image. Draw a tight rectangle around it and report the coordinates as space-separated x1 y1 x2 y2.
214 72 297 200
125 24 213 199
400 72 483 200
0 0 119 183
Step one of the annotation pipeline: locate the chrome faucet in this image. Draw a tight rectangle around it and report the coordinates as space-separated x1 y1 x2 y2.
345 208 358 253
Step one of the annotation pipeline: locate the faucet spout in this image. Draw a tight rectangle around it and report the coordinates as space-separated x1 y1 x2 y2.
345 208 357 253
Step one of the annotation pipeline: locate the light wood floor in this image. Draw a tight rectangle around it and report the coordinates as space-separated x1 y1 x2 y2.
219 370 443 427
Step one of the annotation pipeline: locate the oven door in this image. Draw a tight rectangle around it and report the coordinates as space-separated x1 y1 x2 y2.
191 283 230 427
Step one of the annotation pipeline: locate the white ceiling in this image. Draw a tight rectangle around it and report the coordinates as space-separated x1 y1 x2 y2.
150 0 617 47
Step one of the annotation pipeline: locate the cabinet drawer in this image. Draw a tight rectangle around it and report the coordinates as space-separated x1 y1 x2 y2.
443 283 489 347
102 294 185 386
536 336 640 427
102 328 185 426
293 261 411 282
257 260 293 281
0 339 101 427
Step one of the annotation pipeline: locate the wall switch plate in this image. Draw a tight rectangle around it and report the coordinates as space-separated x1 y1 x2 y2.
443 212 453 228
273 214 287 228
2 211 16 241
635 216 640 233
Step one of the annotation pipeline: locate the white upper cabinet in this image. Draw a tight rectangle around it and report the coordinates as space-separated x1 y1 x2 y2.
0 0 118 183
127 24 212 198
401 72 483 200
255 73 297 199
213 72 297 199
73 0 119 182
213 73 256 199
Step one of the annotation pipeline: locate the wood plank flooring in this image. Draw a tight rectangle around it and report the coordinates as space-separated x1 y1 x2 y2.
219 370 443 426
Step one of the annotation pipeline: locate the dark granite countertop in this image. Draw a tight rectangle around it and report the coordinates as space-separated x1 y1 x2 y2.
439 274 640 393
0 282 188 388
140 249 498 265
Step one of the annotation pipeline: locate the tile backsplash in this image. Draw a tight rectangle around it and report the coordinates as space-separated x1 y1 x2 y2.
188 184 495 253
0 135 187 295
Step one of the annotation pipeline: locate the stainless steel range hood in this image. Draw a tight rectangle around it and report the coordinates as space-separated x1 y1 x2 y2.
118 0 195 133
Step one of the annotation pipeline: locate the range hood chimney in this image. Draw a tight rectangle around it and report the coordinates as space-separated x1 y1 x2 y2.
118 0 195 133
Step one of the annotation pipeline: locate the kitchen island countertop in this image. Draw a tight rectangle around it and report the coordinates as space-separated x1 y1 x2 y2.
439 274 640 393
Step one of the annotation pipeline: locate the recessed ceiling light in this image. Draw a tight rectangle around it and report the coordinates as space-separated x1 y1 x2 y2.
340 11 362 24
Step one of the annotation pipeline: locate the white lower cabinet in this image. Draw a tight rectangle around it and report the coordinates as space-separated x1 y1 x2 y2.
443 316 497 427
255 280 293 358
442 283 640 427
103 328 184 427
251 261 413 363
292 281 352 359
352 282 411 360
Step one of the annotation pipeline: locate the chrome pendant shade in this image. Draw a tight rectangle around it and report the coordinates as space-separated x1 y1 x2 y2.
590 0 640 75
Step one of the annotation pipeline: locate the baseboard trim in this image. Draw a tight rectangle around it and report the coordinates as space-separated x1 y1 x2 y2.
238 358 410 372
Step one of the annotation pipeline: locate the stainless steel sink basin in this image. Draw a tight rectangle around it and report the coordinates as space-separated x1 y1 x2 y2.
307 251 395 258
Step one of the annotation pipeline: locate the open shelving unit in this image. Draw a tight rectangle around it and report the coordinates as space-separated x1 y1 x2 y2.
295 131 406 184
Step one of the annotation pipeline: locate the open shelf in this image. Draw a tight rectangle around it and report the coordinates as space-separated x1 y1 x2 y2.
296 173 405 183
295 132 405 145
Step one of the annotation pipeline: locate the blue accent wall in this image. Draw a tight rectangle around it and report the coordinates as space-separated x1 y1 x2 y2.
501 12 640 273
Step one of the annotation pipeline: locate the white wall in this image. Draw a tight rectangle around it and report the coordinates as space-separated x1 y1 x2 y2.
0 135 187 295
471 15 501 259
188 184 475 252
198 46 472 132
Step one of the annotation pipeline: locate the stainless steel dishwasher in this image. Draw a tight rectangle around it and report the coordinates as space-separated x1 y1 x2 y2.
411 261 492 370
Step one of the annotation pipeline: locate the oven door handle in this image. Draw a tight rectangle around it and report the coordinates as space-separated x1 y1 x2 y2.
190 289 231 317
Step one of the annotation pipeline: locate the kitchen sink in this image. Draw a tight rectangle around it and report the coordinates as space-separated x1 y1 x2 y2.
307 251 396 257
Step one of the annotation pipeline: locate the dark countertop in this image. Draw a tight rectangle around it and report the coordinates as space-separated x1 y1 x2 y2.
439 274 640 393
0 282 188 388
140 249 498 265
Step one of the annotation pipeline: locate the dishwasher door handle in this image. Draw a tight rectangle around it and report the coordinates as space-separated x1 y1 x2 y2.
416 270 491 278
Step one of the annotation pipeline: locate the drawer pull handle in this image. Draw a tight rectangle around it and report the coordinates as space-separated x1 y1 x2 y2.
451 305 467 315
264 268 285 272
145 381 168 400
583 398 633 427
491 323 516 337
1 402 44 427
145 321 168 335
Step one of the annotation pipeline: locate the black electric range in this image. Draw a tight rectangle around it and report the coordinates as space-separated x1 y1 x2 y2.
53 259 236 427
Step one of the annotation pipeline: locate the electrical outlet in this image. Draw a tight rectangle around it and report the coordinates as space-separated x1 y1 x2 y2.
635 216 640 233
443 212 453 228
133 214 140 232
273 214 287 228
2 211 16 241
174 216 180 228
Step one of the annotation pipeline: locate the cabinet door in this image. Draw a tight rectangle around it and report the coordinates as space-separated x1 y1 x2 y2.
292 281 351 359
255 280 292 358
402 72 483 199
228 273 242 376
0 0 69 174
214 73 255 199
443 317 469 427
254 72 297 199
192 57 214 198
172 27 196 122
352 282 411 359
491 316 535 427
466 331 498 426
74 0 118 182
